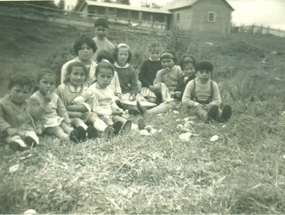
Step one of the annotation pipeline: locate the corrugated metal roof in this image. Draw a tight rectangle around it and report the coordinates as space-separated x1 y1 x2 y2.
85 0 171 14
162 0 234 11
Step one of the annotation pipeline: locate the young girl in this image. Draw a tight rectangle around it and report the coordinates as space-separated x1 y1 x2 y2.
30 69 84 142
139 42 163 103
61 35 97 85
0 74 39 151
137 51 184 115
182 60 232 123
56 61 98 139
77 61 132 136
113 43 142 102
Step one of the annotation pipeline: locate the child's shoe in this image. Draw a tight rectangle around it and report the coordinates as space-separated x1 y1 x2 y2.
220 105 232 122
137 101 148 115
76 126 87 141
69 127 85 143
128 109 141 116
24 136 37 147
205 105 219 123
115 100 125 109
104 125 115 138
9 140 28 151
120 120 132 133
137 118 146 130
112 121 124 135
86 126 98 139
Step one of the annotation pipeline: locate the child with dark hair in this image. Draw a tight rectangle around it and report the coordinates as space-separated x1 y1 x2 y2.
61 35 97 85
175 54 197 100
30 69 84 142
139 42 163 103
137 51 184 114
56 62 99 139
93 17 115 60
182 60 232 123
96 50 121 98
113 43 143 102
0 74 39 150
74 61 132 136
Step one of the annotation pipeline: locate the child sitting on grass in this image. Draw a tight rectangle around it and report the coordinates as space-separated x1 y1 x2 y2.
139 42 163 103
113 43 143 102
137 51 184 115
30 69 84 142
182 60 232 123
75 61 132 136
61 35 97 85
0 74 39 151
92 17 115 61
96 50 122 99
56 61 99 139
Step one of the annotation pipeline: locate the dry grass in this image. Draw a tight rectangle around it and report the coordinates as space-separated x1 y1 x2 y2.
1 14 285 214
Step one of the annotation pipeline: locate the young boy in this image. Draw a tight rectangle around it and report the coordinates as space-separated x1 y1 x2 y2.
139 42 163 103
182 60 232 123
93 17 115 60
0 74 39 150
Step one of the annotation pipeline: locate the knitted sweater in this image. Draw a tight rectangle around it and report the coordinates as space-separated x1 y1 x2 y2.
139 58 162 88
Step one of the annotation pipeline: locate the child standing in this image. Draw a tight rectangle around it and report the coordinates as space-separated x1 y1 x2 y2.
113 43 142 102
77 61 132 136
93 17 115 60
139 42 163 103
61 35 97 85
0 74 39 150
56 62 99 139
30 69 84 142
182 60 232 122
137 51 184 114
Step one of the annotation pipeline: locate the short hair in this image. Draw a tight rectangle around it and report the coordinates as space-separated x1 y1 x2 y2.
64 62 88 83
73 35 97 56
8 73 33 91
95 61 115 77
96 50 115 64
195 60 214 72
178 54 196 70
160 50 177 63
148 42 162 52
113 43 132 63
94 17 109 29
36 69 57 84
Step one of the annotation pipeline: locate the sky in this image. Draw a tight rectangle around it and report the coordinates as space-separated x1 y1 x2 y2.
133 0 285 30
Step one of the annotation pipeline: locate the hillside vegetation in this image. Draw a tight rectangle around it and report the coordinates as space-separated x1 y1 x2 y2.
0 15 285 214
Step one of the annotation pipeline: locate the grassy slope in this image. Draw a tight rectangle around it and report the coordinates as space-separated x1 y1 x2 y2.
1 15 285 214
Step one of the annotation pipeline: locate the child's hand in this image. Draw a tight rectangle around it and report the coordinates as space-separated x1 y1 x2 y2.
112 108 123 115
129 94 136 101
73 112 85 119
36 127 43 135
44 91 52 103
6 128 18 136
173 91 182 98
149 85 154 91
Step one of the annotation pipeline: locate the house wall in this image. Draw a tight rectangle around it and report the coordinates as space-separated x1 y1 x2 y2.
171 0 232 33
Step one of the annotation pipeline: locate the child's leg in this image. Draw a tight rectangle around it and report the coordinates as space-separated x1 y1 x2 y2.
112 116 132 134
148 100 180 114
72 118 88 130
23 130 39 147
5 135 27 151
44 126 69 140
87 114 108 133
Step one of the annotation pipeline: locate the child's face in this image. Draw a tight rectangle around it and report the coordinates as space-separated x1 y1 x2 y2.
117 47 129 66
38 74 56 96
96 68 113 89
78 43 94 62
196 70 211 83
183 63 195 78
149 48 161 61
68 66 86 87
94 25 108 40
161 58 174 70
9 84 31 104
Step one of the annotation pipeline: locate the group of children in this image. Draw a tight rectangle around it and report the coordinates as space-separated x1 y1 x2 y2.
0 17 232 151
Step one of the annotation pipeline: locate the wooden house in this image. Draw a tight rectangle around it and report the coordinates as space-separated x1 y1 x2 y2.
163 0 234 33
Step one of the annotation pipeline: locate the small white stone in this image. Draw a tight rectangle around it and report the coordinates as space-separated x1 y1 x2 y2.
179 132 192 142
9 164 20 173
177 124 184 129
173 110 180 114
23 209 37 215
210 135 219 142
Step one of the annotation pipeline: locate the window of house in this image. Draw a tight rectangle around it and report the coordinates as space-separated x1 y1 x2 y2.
208 12 216 22
176 13 180 21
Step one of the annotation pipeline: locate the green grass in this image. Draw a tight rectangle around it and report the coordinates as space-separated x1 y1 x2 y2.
1 14 285 214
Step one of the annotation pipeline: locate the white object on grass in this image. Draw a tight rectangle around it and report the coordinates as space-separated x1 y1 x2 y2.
210 135 219 142
179 132 192 142
9 164 20 173
23 209 37 215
